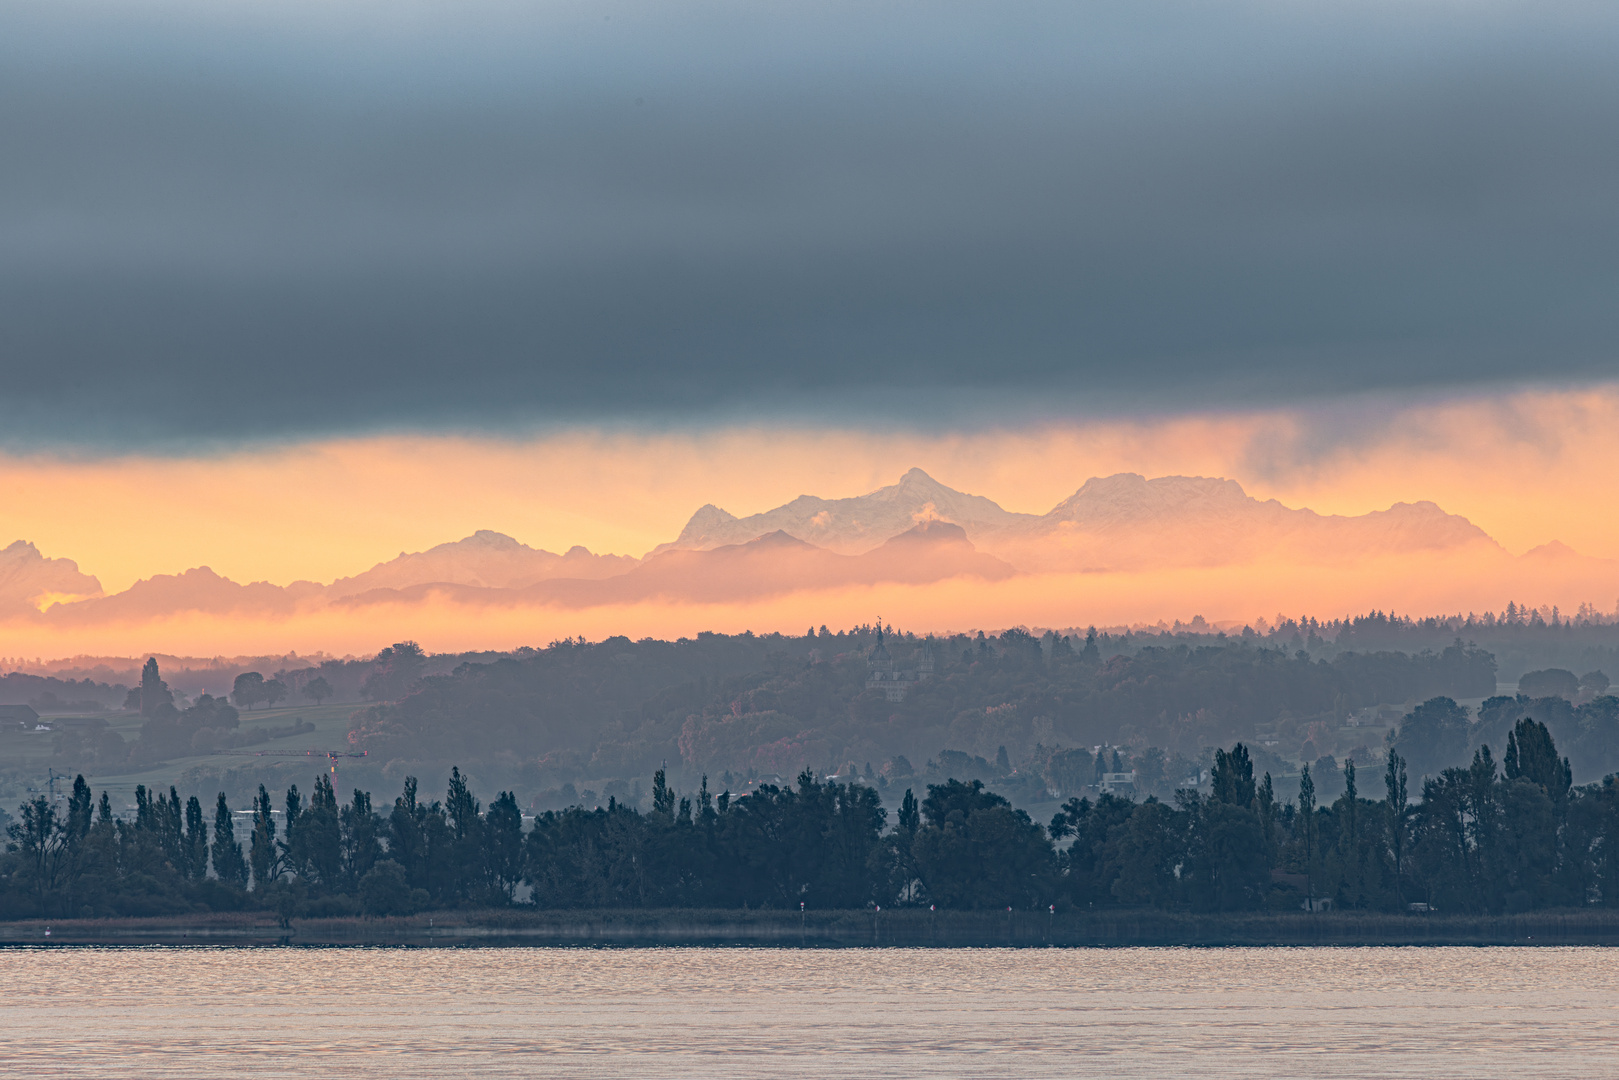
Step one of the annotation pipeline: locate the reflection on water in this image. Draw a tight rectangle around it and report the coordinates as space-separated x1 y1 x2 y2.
1 946 1615 1078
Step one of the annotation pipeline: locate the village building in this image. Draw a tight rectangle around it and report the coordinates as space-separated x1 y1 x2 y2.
866 628 934 701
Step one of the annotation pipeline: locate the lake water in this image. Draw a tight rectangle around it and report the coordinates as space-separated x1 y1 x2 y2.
1 946 1616 1078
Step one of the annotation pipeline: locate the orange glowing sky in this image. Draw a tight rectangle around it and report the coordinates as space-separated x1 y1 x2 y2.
3 384 1619 658
4 384 1617 594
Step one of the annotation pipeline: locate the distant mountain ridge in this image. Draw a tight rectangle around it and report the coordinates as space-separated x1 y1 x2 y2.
326 530 636 598
327 520 1013 610
656 468 1032 556
658 469 1496 571
0 469 1537 626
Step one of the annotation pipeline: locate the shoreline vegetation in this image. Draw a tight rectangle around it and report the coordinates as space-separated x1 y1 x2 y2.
5 908 1619 947
7 721 1616 928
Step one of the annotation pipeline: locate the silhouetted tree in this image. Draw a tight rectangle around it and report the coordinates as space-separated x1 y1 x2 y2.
485 791 525 902
249 784 279 889
183 795 209 881
1079 627 1101 664
913 779 1054 908
138 658 174 718
340 789 382 889
232 672 266 710
445 767 484 902
361 641 427 702
1212 743 1256 807
1394 697 1471 778
1505 718 1572 802
212 792 248 888
262 679 289 709
1385 750 1408 905
1297 764 1317 904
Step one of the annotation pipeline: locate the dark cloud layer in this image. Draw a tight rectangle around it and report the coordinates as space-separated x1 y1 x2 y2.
3 0 1618 447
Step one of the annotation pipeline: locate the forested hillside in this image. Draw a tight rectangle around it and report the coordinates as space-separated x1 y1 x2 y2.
346 627 1496 800
30 617 1619 823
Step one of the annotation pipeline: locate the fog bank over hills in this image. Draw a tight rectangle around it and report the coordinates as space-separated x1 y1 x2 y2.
0 470 1611 653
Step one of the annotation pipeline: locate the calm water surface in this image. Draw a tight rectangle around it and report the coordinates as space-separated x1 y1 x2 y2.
1 946 1615 1078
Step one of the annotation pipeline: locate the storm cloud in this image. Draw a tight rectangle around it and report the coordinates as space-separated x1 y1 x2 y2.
3 0 1618 446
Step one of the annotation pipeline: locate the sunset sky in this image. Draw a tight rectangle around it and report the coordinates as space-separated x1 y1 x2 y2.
3 0 1618 655
4 385 1619 595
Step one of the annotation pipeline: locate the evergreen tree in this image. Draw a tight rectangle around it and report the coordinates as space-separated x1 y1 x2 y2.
1079 627 1101 664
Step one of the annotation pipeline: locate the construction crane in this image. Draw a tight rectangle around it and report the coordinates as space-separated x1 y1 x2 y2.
26 768 72 801
211 749 368 800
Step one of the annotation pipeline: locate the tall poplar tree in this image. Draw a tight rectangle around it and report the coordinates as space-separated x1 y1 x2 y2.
1297 764 1317 905
212 792 248 888
1337 761 1361 907
249 784 279 889
183 795 209 881
1385 751 1408 906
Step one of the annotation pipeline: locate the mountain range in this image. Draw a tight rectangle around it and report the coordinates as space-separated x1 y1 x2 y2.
661 468 1495 571
0 470 1589 624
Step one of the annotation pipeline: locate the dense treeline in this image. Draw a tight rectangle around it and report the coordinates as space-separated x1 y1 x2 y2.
7 713 1617 918
0 672 125 711
1272 608 1619 677
16 609 1619 784
344 630 1495 792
